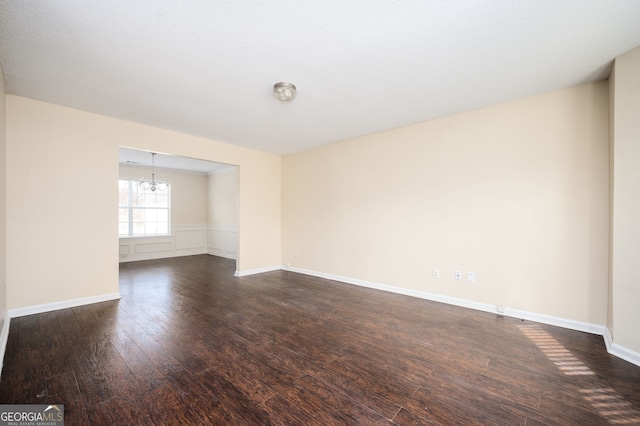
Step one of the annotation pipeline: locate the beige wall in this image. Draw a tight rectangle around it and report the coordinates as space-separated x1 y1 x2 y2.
0 65 6 325
208 167 238 227
6 96 281 310
207 167 239 259
608 67 616 333
610 45 640 353
120 164 209 226
283 81 610 325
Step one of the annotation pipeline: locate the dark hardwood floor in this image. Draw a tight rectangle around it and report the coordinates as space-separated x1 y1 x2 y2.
1 254 639 425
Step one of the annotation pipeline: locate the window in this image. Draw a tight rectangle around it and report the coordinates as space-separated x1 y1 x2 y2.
119 179 170 237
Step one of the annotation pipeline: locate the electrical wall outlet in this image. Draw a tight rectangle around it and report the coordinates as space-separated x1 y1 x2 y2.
432 269 440 279
455 270 462 281
467 272 476 283
496 305 505 313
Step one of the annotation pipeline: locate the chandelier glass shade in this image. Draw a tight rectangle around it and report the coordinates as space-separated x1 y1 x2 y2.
139 152 168 192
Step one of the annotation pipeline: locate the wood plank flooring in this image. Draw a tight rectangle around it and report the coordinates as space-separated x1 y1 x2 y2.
1 254 639 425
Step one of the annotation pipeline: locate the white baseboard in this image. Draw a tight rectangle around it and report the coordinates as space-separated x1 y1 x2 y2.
0 311 10 380
207 248 237 260
286 266 608 337
502 307 606 335
235 265 281 277
1 293 120 381
9 293 122 318
282 265 640 364
603 327 640 367
284 265 501 314
609 343 640 367
119 248 207 263
604 326 613 352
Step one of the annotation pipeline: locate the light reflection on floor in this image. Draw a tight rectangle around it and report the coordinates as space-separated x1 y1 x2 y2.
580 388 640 425
519 325 594 375
519 325 640 424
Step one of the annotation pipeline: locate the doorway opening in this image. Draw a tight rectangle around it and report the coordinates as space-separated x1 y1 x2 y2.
118 147 239 272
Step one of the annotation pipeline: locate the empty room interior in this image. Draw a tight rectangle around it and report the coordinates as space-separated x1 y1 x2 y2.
1 1 640 424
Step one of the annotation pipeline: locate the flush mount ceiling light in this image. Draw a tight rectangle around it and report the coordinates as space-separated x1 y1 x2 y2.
273 82 297 102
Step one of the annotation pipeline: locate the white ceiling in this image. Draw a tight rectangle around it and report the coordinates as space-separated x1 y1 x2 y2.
2 1 640 155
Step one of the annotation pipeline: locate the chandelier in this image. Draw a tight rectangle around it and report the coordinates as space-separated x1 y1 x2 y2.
139 152 168 192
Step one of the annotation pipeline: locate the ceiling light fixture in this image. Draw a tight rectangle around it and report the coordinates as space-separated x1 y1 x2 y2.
273 82 297 102
139 152 168 192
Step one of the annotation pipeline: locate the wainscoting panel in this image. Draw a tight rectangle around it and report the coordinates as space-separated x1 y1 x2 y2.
119 224 208 262
175 227 207 250
207 226 237 259
210 230 226 249
135 242 172 254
